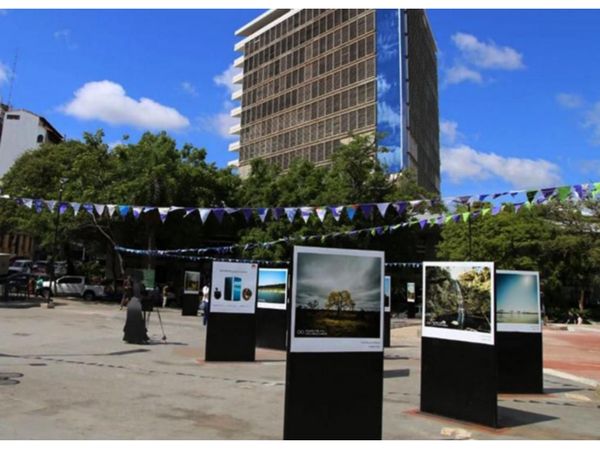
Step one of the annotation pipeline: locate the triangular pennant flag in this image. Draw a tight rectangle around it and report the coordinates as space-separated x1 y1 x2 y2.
158 207 170 223
316 207 327 222
376 202 390 218
241 208 253 223
452 214 461 223
444 215 454 224
45 200 56 212
360 204 374 219
133 207 143 219
462 212 470 222
224 207 239 215
198 208 211 224
541 187 556 200
525 201 533 209
419 219 428 229
71 202 81 215
573 184 584 200
493 192 508 199
557 186 571 202
514 202 524 213
409 200 423 208
58 202 69 215
119 205 130 218
300 207 313 223
346 206 357 221
34 199 44 213
526 190 537 203
328 206 342 222
479 194 489 202
393 201 407 215
83 203 94 215
94 204 105 216
284 207 298 223
482 208 491 216
22 198 33 209
257 208 269 223
437 216 445 225
492 205 502 216
184 208 196 218
107 205 116 217
212 208 225 223
272 207 284 221
169 206 184 214
375 226 384 235
455 196 471 204
510 191 519 197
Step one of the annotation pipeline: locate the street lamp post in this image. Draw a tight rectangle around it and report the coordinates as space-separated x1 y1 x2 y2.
48 177 68 308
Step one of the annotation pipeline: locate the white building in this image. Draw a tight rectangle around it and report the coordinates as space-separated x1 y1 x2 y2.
0 109 63 176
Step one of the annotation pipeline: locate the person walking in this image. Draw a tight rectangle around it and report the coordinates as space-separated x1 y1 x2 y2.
120 275 133 310
123 294 149 344
201 284 210 326
162 283 170 308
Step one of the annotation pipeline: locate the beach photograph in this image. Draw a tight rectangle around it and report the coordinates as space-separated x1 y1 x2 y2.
497 271 540 332
257 268 288 305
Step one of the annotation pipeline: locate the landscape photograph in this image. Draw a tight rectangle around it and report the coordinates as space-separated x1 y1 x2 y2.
257 268 288 305
497 271 540 326
424 263 493 334
294 250 383 338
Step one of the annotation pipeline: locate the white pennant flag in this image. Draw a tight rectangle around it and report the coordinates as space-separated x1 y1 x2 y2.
107 204 116 217
376 202 389 218
199 208 211 223
316 207 327 222
23 198 33 209
94 204 105 216
71 202 81 215
300 207 313 223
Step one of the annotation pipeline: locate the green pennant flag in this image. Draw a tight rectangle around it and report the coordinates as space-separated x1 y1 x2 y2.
525 201 533 209
592 182 600 198
526 190 537 203
444 215 453 224
482 208 491 216
462 212 470 222
371 228 377 237
557 186 571 202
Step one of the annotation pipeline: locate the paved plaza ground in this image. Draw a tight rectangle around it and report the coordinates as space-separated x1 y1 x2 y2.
1 299 599 439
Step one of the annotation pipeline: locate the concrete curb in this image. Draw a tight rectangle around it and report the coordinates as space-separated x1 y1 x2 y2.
543 368 600 388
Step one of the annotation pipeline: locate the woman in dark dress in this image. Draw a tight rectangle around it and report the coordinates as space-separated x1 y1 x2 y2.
123 295 149 344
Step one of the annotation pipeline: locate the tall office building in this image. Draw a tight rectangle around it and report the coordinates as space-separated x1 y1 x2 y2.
230 9 440 194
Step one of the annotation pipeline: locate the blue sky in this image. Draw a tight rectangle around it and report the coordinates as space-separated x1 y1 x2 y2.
1 9 600 199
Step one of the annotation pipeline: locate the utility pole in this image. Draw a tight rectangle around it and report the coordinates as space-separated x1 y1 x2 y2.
48 177 68 308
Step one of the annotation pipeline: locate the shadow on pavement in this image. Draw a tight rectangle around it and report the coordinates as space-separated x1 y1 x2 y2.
498 405 558 428
384 369 410 379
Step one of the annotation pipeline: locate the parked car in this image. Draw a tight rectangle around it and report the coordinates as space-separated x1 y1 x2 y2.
6 272 38 295
42 275 105 300
32 260 49 274
8 259 33 274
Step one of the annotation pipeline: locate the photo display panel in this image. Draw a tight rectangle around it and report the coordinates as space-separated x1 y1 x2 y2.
384 276 391 312
407 282 416 303
257 268 288 310
290 246 385 353
423 261 495 346
183 271 201 295
496 270 541 333
210 262 258 314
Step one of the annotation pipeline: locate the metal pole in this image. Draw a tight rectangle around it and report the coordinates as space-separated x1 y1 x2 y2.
468 203 472 260
49 179 66 308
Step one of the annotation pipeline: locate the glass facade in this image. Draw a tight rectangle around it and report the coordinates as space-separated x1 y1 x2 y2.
375 9 405 175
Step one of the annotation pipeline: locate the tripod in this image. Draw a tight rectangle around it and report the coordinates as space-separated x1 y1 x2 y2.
144 306 167 341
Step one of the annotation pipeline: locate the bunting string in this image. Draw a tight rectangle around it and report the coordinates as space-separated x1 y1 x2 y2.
4 181 599 226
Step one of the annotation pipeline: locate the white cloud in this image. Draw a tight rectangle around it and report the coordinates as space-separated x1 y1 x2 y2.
53 28 78 50
452 32 524 70
444 64 482 85
198 100 238 140
60 80 190 130
377 75 391 96
0 61 9 85
377 102 401 129
213 64 241 95
583 101 600 146
181 81 198 97
442 144 561 189
440 119 459 144
556 93 584 109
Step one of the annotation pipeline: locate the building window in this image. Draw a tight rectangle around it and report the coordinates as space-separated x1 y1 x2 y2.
6 114 20 120
37 134 44 143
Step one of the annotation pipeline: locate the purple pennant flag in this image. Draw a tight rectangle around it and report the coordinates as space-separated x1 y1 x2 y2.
300 207 313 223
536 197 547 205
199 208 211 223
241 208 253 223
510 191 519 197
83 203 94 215
574 184 585 199
257 208 269 223
133 207 143 219
493 192 508 199
541 188 556 200
375 227 384 236
479 194 489 202
376 202 390 218
455 196 471 204
272 207 284 221
224 207 238 215
316 207 327 222
212 208 225 223
284 207 298 222
45 200 56 212
346 206 357 221
492 205 502 216
158 207 170 223
393 201 407 215
34 199 44 213
418 219 428 230
514 202 524 213
360 204 374 219
118 205 130 217
58 202 69 215
452 214 461 223
328 206 342 222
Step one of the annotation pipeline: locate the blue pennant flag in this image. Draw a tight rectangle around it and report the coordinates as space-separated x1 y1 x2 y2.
272 207 284 221
360 204 374 219
284 207 298 222
393 202 407 215
241 208 253 223
346 206 357 221
58 202 69 215
258 208 269 222
213 208 225 223
119 205 130 217
83 203 94 215
328 206 342 222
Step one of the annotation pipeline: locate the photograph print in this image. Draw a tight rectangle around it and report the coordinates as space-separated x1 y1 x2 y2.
384 276 391 312
290 246 384 353
423 261 495 345
257 268 288 310
210 262 258 314
407 282 416 303
496 270 541 333
183 271 201 295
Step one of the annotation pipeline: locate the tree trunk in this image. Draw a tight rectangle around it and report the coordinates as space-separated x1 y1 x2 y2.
578 288 585 312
